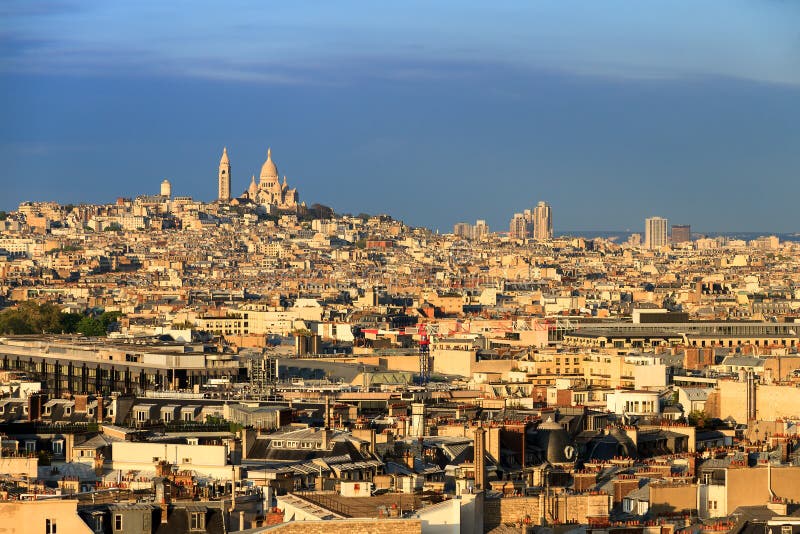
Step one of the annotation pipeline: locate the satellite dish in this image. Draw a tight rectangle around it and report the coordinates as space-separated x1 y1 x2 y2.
564 445 576 460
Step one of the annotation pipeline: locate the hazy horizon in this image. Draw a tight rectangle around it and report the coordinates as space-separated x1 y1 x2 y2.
2 1 799 232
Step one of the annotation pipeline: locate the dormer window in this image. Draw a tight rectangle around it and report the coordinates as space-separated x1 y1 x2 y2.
190 512 205 531
271 441 283 448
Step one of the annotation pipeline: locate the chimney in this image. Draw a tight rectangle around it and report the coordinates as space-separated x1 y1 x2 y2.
474 424 487 491
230 466 237 512
780 440 790 463
573 471 597 492
28 393 46 422
96 396 105 423
65 434 75 463
322 428 330 450
411 402 426 437
94 454 104 477
613 478 639 505
73 394 88 413
746 371 757 423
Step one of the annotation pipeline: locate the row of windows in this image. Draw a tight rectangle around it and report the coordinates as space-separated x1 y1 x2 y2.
693 339 796 347
270 440 323 449
107 510 200 530
135 411 195 422
555 357 581 365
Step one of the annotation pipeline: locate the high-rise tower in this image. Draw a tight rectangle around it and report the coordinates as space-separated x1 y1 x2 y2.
671 224 691 244
509 213 527 240
533 201 553 241
218 147 231 201
645 216 669 249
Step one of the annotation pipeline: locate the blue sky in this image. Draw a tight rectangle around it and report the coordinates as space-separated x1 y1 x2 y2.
1 0 799 232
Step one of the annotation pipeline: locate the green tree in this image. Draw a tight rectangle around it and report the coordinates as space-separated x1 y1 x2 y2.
98 311 122 331
76 317 105 336
0 304 121 336
27 302 64 333
688 410 710 428
0 302 63 334
59 313 83 333
0 310 35 334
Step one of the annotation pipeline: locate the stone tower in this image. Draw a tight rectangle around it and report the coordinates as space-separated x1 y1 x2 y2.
218 147 231 201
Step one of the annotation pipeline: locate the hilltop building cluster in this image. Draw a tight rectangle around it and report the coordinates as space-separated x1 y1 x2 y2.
219 147 300 212
1 157 800 532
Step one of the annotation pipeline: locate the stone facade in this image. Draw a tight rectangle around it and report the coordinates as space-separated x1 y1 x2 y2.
484 493 610 531
266 518 422 533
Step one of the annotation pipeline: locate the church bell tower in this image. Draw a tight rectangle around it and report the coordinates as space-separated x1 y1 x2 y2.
218 147 231 201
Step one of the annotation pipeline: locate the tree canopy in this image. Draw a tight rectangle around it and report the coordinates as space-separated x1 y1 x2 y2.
0 302 122 337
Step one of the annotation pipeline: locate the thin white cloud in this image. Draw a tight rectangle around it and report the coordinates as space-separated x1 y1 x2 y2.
1 1 799 87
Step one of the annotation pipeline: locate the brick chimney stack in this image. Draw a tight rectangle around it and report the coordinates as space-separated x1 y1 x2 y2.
474 423 487 491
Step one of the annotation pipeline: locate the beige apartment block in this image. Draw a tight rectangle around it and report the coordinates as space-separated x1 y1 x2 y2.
198 302 323 337
713 380 800 422
0 500 94 534
431 339 517 378
699 465 800 519
111 441 236 480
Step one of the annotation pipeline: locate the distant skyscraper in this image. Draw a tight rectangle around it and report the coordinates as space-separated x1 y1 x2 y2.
218 147 231 201
523 209 534 237
671 224 691 244
645 216 669 249
509 213 527 239
533 201 553 241
473 220 489 240
453 222 472 239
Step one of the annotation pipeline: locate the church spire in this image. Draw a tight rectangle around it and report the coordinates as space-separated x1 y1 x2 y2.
218 146 231 201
